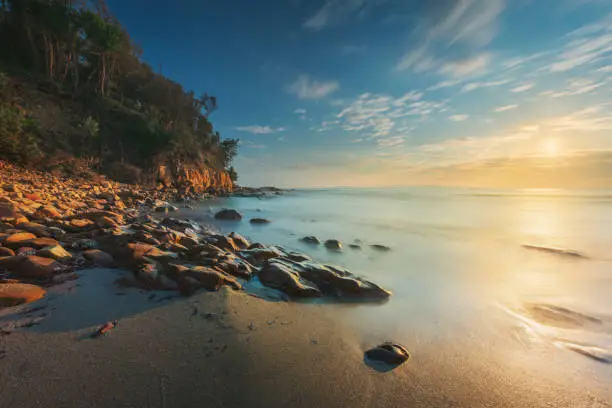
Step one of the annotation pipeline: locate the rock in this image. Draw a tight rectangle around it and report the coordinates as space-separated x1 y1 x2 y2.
240 247 284 266
8 255 61 278
27 237 60 249
177 276 202 296
79 210 125 225
212 235 240 252
178 235 199 249
250 218 271 224
70 219 95 229
35 205 61 219
247 242 265 250
301 236 320 245
364 342 410 366
186 266 241 291
15 222 50 237
82 249 115 267
127 243 178 262
228 232 249 249
324 239 342 250
36 245 72 262
24 193 41 202
154 204 179 213
259 261 322 298
2 184 19 193
349 244 361 250
17 247 36 256
96 216 119 228
3 232 36 248
370 244 391 252
214 209 242 221
0 247 15 257
0 283 46 308
216 254 254 279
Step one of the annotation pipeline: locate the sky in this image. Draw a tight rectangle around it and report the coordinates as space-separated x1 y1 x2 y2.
106 0 612 188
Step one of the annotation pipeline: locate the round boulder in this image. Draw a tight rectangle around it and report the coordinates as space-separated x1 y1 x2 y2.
301 236 320 245
214 209 242 221
324 239 342 251
365 342 410 366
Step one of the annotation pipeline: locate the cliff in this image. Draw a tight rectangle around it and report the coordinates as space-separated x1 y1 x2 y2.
156 163 233 194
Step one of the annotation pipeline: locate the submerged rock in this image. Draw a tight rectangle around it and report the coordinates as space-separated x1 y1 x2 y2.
301 236 320 245
214 209 242 221
349 244 361 250
370 244 391 252
365 342 410 366
324 239 342 251
250 218 271 224
521 244 586 258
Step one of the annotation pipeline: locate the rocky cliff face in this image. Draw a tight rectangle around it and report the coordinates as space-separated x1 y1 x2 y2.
156 163 233 194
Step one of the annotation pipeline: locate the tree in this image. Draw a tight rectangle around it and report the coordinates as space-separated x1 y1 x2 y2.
220 138 239 168
227 166 238 183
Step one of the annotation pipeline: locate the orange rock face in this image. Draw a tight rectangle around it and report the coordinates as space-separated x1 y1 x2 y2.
0 283 46 307
157 164 233 193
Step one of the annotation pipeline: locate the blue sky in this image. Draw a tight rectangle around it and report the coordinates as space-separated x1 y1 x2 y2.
107 0 612 188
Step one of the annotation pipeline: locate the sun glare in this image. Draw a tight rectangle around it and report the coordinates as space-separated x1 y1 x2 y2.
542 138 559 157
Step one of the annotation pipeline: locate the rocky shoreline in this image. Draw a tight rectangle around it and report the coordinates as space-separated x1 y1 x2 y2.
0 161 390 318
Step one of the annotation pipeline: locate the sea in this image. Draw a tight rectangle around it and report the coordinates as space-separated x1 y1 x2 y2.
189 186 612 396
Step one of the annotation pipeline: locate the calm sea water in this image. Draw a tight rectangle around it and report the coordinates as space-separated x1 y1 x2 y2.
188 186 612 396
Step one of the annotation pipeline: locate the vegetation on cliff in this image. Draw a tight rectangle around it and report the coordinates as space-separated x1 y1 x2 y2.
0 0 238 187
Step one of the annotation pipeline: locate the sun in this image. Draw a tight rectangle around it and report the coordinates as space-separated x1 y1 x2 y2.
542 137 559 157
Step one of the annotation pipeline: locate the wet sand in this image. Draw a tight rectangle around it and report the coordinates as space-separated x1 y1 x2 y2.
0 269 611 408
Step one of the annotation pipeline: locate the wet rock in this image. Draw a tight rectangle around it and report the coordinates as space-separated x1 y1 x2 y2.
324 239 342 250
154 204 178 213
250 218 271 224
0 247 15 257
34 205 61 219
177 276 202 296
240 247 284 266
216 254 254 279
247 242 265 250
3 232 36 247
82 249 115 267
69 219 95 229
365 343 410 366
370 244 391 252
301 236 320 245
127 243 178 262
185 266 242 291
259 261 322 298
36 245 72 262
349 244 361 250
17 247 36 256
214 209 242 221
228 232 249 249
211 235 240 252
96 216 119 229
178 235 199 249
0 202 19 220
0 283 46 308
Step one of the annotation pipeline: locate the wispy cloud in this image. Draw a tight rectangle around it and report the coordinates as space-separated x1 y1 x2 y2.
543 105 612 132
449 114 469 122
439 54 491 77
493 104 518 113
510 83 535 93
303 0 375 31
286 75 339 99
234 125 286 134
294 108 307 120
540 78 604 98
461 78 509 92
377 136 405 149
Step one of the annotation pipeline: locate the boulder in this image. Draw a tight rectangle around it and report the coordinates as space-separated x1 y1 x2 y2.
0 247 15 257
96 216 119 228
70 219 95 229
215 254 254 279
364 342 410 366
228 232 249 249
27 237 60 249
349 244 361 250
15 222 50 237
82 249 115 267
301 236 321 245
0 283 46 308
17 247 36 256
4 232 36 247
214 209 242 221
259 261 322 298
178 235 199 249
177 276 202 296
35 205 61 219
36 245 72 262
127 243 178 262
8 255 61 278
250 218 271 224
239 247 284 266
185 266 241 291
324 239 342 250
370 244 391 252
212 235 240 252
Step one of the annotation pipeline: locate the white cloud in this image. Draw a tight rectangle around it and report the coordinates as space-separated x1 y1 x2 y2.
461 78 509 92
234 125 286 134
439 54 491 77
286 75 339 99
428 79 462 91
303 0 372 31
493 104 518 113
541 78 604 98
449 114 469 122
543 105 612 132
510 83 535 93
377 136 405 149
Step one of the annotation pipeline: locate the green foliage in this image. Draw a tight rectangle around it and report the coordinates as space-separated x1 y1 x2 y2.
0 0 238 180
0 104 43 164
220 138 239 167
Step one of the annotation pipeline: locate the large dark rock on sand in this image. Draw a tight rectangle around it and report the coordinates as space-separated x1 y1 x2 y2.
250 218 271 224
214 209 242 221
239 247 284 266
365 342 410 366
259 261 322 298
5 255 61 278
185 266 241 291
324 239 342 250
0 283 46 308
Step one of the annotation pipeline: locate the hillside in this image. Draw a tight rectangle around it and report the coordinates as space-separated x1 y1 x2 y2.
0 0 238 194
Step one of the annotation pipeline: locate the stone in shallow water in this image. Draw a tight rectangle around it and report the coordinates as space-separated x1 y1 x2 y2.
82 249 115 267
228 232 249 249
300 236 320 245
324 239 342 250
0 283 46 308
370 244 391 252
259 261 322 298
250 218 271 224
365 342 410 366
214 209 242 221
349 244 361 250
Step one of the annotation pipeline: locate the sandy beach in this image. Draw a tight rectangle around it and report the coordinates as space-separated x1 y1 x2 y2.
0 267 610 408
